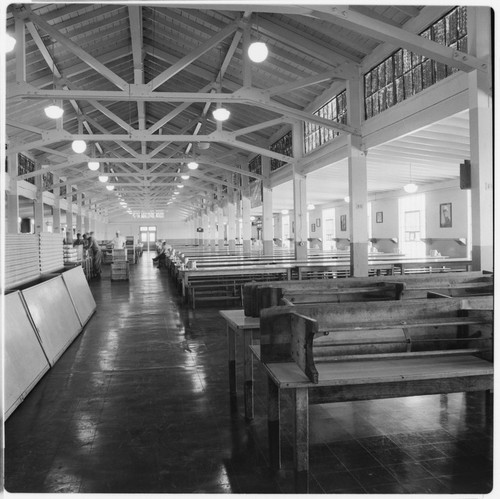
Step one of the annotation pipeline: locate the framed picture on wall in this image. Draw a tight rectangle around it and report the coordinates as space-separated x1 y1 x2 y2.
340 214 346 232
440 203 452 228
376 211 383 223
316 218 321 227
311 223 316 232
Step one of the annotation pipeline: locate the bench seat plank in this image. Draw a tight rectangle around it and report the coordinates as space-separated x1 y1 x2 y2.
319 316 490 333
264 354 493 389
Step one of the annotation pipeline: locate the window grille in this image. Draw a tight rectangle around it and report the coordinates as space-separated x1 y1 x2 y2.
304 90 347 154
364 7 467 119
270 130 293 171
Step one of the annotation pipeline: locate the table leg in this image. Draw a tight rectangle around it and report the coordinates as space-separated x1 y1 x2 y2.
294 387 309 473
268 378 281 469
227 325 236 396
243 328 254 420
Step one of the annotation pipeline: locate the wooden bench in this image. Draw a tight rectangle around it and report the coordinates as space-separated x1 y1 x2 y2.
252 296 493 479
243 271 492 317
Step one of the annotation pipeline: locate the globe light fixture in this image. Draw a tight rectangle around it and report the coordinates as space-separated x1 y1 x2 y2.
212 106 230 121
181 174 190 180
177 184 184 188
72 139 86 153
344 196 350 203
173 191 180 195
404 183 418 194
88 161 99 171
44 104 64 119
248 41 268 63
307 204 315 210
187 161 199 170
6 33 16 52
404 163 418 193
98 174 109 183
106 184 115 191
281 209 289 215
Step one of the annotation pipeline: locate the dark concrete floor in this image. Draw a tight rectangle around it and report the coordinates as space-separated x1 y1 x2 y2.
4 253 494 494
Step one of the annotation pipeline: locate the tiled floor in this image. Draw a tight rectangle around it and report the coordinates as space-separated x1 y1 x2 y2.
4 253 494 494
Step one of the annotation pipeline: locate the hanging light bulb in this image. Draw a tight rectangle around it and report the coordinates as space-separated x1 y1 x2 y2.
87 143 99 170
98 174 109 183
72 139 86 153
404 163 418 193
177 184 184 188
187 161 199 170
212 105 230 121
248 41 268 63
173 191 180 195
44 40 64 119
45 104 64 119
106 184 115 191
5 33 16 52
307 204 315 210
181 174 190 180
404 183 418 194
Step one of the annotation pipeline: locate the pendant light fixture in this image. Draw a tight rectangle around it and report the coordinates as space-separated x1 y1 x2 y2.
98 162 108 183
87 143 99 171
404 163 418 193
106 184 115 191
187 159 199 170
212 49 230 122
181 174 190 180
44 40 64 120
72 119 86 153
248 14 268 63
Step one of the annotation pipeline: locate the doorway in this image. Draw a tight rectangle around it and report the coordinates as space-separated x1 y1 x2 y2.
139 225 157 251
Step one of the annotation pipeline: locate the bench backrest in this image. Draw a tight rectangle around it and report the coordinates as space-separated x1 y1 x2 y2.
259 296 493 383
244 272 492 317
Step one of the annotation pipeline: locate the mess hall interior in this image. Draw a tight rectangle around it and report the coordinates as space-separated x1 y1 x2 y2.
2 2 494 494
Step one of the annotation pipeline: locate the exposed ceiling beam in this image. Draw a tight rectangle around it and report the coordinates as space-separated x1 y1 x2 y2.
307 7 487 73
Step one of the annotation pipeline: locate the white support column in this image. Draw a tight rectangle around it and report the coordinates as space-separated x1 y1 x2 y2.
34 169 44 234
261 156 273 255
209 208 217 247
202 211 209 246
241 164 252 253
217 205 225 248
65 184 74 243
235 192 242 244
6 152 20 233
52 174 61 233
347 76 368 277
292 122 307 260
84 198 91 233
227 174 236 252
76 192 83 234
468 7 493 271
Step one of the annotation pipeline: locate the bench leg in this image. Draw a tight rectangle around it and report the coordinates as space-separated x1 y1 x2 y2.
268 378 281 469
227 325 236 396
243 329 254 420
294 387 309 473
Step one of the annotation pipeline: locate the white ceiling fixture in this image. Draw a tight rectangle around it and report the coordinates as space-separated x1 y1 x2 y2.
248 14 268 63
181 174 190 180
404 163 418 193
106 184 114 191
44 41 64 120
72 139 86 154
187 161 199 170
248 42 268 63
